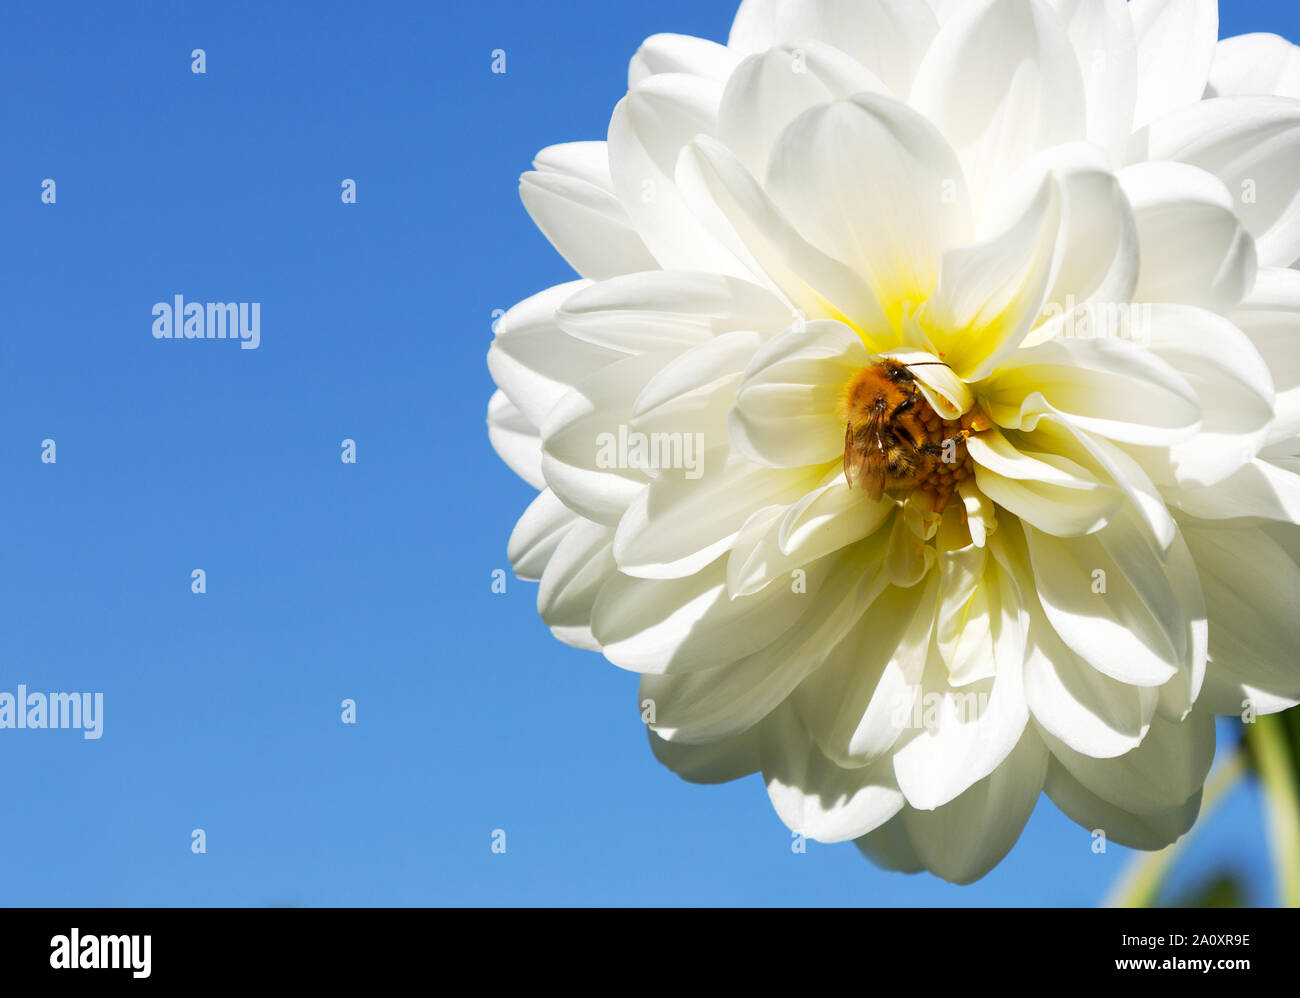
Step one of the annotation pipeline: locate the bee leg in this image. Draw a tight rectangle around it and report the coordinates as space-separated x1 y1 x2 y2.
931 414 991 451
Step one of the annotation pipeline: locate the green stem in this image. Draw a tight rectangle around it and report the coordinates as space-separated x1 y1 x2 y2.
1244 714 1300 908
1104 747 1246 909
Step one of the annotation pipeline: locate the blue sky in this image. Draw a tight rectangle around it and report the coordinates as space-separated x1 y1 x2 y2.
0 0 1294 906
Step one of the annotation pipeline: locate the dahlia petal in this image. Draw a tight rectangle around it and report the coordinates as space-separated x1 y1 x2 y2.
613 452 816 580
967 425 1099 488
853 816 925 874
1198 674 1300 718
676 134 892 327
1182 525 1300 709
728 319 870 468
920 172 1063 381
766 93 975 320
937 518 1028 683
507 488 580 582
487 280 624 429
981 336 1202 445
630 330 763 443
958 482 998 548
884 509 937 586
1040 711 1215 815
537 520 617 635
1170 457 1300 523
607 74 750 277
1119 162 1258 315
718 42 889 180
794 575 936 766
1021 572 1159 758
612 72 722 187
1047 0 1137 162
1129 0 1218 129
532 141 615 191
778 475 892 557
591 552 823 674
539 351 681 525
761 701 904 844
887 350 974 417
899 727 1049 884
971 473 1118 538
1140 96 1300 268
1026 516 1191 689
556 271 791 355
726 0 780 49
987 142 1139 330
628 33 742 89
727 0 939 98
725 506 790 597
1231 268 1300 446
1038 416 1175 549
968 425 1122 536
934 522 991 679
1133 304 1275 488
487 390 546 490
911 0 1087 207
1149 528 1209 723
645 549 877 742
725 480 892 596
519 170 659 281
1045 756 1200 850
646 726 760 784
548 625 601 653
893 555 1029 809
1208 32 1300 100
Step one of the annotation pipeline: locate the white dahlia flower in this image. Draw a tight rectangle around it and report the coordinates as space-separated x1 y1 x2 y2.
486 0 1300 883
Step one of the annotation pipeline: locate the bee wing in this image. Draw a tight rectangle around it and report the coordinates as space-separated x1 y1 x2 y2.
860 425 888 501
845 405 889 500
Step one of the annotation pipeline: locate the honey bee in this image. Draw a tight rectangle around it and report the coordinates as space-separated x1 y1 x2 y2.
841 358 987 511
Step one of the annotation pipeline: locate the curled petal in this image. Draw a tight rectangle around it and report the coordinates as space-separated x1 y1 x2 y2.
718 41 889 180
761 701 905 844
1119 161 1258 315
487 390 545 490
629 33 741 88
899 727 1049 884
765 93 975 320
1040 712 1215 816
1208 32 1300 100
556 271 791 354
729 320 870 468
1045 757 1200 849
508 488 580 582
727 0 939 98
1129 0 1219 128
911 0 1087 205
1139 96 1300 268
